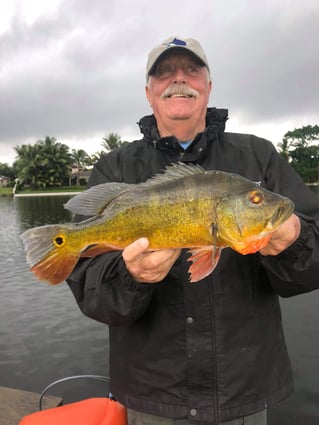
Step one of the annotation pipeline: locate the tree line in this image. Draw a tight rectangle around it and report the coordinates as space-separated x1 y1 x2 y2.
0 133 128 190
277 125 319 183
0 125 318 190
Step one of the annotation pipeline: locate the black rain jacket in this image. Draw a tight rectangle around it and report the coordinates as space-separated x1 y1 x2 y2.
67 108 319 424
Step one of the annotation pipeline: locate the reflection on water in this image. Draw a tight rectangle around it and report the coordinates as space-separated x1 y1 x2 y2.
278 182 319 425
14 195 73 231
1 193 319 424
0 196 109 406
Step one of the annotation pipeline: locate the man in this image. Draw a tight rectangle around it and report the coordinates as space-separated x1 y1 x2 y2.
67 36 319 424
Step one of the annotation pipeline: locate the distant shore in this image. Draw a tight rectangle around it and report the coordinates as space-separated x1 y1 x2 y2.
0 191 81 198
0 186 84 198
14 192 80 197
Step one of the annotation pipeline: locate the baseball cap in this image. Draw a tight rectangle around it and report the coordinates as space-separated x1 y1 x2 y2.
146 36 210 77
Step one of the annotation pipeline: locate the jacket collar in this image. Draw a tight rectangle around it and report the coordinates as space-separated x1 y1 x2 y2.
138 107 228 151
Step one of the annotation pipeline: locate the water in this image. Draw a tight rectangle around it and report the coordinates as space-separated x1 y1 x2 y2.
1 191 319 424
0 195 109 404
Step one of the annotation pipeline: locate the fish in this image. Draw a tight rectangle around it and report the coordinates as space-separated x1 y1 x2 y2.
20 163 294 285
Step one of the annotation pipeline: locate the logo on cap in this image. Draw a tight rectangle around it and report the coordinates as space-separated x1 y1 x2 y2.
163 37 187 48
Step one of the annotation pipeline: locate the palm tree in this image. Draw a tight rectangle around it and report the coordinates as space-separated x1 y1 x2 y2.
14 143 42 189
14 137 73 189
101 133 128 151
90 150 105 163
34 137 72 187
71 149 91 185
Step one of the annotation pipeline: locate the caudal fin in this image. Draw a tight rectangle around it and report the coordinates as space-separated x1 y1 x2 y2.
20 225 80 285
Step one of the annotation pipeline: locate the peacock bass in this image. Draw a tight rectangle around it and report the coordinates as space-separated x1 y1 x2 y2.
20 163 294 285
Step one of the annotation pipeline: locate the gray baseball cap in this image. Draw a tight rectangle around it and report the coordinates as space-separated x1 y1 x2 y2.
146 36 210 77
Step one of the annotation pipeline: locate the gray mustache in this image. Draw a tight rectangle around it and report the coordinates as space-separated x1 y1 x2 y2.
161 84 199 99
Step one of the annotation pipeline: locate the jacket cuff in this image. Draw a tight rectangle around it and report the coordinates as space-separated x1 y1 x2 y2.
106 254 155 294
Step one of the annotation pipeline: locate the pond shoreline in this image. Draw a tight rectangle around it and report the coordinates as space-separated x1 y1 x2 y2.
14 192 81 197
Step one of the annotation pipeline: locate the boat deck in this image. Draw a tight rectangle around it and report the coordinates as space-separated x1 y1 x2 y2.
0 386 62 425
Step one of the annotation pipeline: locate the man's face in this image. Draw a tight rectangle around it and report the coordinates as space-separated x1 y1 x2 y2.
145 51 212 126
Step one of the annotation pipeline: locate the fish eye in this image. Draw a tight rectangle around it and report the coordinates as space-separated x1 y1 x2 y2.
53 235 65 247
248 190 264 205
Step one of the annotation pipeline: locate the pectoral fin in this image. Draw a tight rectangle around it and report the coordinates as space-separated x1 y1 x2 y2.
187 246 222 282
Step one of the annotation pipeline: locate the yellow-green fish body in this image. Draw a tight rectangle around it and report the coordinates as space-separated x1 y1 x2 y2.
21 163 294 284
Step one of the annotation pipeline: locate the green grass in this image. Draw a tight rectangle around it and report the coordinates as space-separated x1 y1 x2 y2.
0 187 13 196
0 186 85 196
18 186 85 194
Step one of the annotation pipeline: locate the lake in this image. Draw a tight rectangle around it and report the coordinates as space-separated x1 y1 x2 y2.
0 190 319 424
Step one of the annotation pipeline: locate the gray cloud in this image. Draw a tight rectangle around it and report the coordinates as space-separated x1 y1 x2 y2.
1 0 318 163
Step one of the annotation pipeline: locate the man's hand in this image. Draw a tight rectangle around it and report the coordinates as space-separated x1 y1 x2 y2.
259 213 301 256
122 238 181 283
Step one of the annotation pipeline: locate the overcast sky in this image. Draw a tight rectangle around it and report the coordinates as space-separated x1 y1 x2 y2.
1 0 318 164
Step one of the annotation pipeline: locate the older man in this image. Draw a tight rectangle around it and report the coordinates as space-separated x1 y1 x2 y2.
67 36 319 425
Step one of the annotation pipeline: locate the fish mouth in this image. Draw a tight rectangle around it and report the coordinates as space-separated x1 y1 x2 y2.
267 199 295 230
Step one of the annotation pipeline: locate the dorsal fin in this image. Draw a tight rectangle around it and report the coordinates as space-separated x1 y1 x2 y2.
138 162 206 189
64 182 130 216
64 163 206 216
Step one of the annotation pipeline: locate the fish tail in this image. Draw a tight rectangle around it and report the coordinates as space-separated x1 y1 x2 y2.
20 224 80 285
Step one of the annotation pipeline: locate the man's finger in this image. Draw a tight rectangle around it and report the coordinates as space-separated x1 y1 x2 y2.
122 238 149 262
